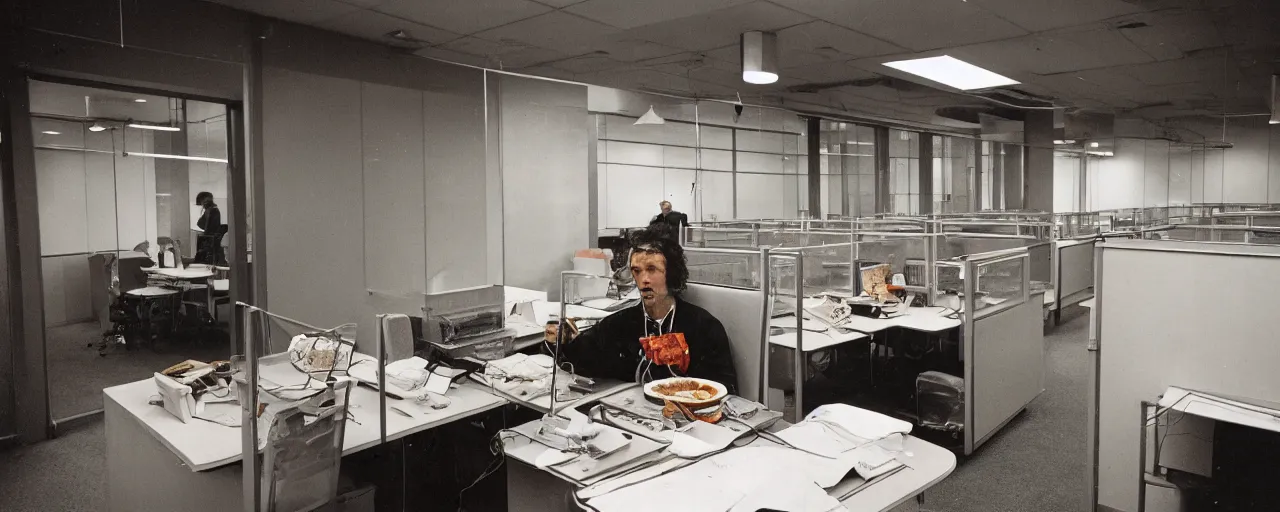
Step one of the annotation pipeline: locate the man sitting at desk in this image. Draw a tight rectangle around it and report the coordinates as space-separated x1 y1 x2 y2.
545 227 738 392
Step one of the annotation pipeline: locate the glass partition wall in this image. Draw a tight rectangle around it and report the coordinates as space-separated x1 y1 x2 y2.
595 100 808 228
29 79 231 422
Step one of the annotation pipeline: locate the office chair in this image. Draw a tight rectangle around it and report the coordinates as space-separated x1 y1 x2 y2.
157 237 184 269
93 253 175 355
260 379 352 512
193 225 227 266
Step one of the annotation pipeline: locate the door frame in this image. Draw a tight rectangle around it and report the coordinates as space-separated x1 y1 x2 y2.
2 69 251 441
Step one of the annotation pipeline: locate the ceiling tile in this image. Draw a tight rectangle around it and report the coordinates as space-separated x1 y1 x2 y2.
619 1 812 51
565 0 754 30
1120 9 1224 61
785 61 878 84
948 26 1155 76
551 54 628 74
474 11 620 53
1117 54 1241 87
966 0 1144 32
315 9 463 46
436 37 567 68
776 21 906 60
530 0 589 7
413 46 491 67
215 0 362 25
591 38 686 62
373 0 552 34
768 0 1027 52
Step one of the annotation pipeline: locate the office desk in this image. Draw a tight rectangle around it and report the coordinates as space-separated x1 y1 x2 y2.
503 417 956 512
468 374 633 415
769 316 870 351
844 306 961 335
104 356 506 512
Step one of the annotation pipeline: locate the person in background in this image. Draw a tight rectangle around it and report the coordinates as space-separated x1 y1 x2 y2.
544 226 738 392
193 191 224 265
650 201 689 232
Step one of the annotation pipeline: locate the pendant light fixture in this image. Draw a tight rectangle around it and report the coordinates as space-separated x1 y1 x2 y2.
741 30 779 85
633 105 665 125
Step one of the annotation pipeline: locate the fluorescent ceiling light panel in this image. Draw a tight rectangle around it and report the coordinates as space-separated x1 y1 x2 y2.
127 123 180 132
135 98 148 103
882 55 1019 91
42 131 61 135
89 123 107 132
1053 139 1076 145
124 152 228 164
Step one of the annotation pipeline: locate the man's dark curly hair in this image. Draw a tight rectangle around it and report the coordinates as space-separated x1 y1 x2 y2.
628 224 688 294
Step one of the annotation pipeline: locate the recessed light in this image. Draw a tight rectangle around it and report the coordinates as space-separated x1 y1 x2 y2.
42 131 61 135
135 98 147 103
127 123 181 132
89 123 107 132
1090 142 1100 148
882 55 1019 90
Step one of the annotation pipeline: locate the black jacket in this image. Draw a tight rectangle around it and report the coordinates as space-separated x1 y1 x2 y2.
197 205 222 233
560 298 738 394
649 211 688 230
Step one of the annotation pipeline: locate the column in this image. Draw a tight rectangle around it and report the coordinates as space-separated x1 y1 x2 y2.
1024 109 1055 212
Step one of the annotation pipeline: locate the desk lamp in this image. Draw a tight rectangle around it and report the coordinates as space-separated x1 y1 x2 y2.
534 271 609 450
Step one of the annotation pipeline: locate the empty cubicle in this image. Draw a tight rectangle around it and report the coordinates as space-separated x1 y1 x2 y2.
935 248 1045 454
1090 239 1280 512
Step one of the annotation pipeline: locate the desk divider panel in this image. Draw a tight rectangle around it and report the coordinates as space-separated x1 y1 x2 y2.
684 282 768 405
1092 240 1280 512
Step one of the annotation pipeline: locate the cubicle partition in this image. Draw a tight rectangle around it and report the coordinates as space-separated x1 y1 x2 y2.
683 247 771 405
936 248 1045 454
1052 238 1096 324
1090 239 1280 512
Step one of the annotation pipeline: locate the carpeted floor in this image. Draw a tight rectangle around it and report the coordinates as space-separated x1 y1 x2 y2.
922 306 1092 512
3 309 1094 511
46 320 232 420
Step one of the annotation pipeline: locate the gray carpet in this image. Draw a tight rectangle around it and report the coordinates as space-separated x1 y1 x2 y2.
0 420 105 512
47 320 232 419
4 309 1094 511
922 306 1092 512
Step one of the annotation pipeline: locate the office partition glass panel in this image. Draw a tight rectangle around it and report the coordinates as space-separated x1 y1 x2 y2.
29 79 232 422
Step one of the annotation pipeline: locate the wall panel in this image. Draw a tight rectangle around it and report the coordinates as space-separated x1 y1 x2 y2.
361 82 426 296
423 70 490 293
499 75 589 298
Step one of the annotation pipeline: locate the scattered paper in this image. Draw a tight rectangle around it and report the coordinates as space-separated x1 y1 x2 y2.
669 421 741 459
535 448 580 469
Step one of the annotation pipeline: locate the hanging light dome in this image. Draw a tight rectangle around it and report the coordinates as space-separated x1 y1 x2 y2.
633 105 665 125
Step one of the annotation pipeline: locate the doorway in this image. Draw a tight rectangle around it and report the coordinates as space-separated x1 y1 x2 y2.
28 78 235 425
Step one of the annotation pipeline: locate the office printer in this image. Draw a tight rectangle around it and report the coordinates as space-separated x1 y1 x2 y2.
422 285 514 360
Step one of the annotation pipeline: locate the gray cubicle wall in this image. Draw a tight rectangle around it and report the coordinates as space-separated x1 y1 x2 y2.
1053 239 1095 318
1091 239 1280 512
261 24 495 344
499 75 590 299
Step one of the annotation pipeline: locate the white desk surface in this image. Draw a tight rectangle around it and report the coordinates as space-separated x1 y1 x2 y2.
1080 298 1095 309
154 268 216 280
832 435 957 510
538 429 955 512
471 376 633 415
768 317 869 351
844 306 961 335
103 357 507 472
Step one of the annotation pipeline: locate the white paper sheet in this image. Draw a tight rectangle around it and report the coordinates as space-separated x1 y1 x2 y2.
669 421 741 459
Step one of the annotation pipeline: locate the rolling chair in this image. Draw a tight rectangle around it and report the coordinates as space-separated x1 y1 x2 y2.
93 252 176 355
260 379 352 512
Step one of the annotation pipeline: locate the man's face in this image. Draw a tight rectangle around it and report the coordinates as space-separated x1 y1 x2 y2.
630 251 669 305
661 203 672 214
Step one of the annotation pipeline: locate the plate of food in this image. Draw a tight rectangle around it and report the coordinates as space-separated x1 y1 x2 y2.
643 377 728 410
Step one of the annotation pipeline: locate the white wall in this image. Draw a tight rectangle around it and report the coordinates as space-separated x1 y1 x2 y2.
499 75 590 298
588 87 807 224
1053 152 1081 213
1088 119 1280 209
